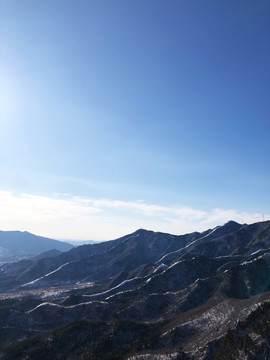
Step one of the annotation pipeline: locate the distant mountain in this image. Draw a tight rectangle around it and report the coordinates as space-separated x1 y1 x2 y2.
63 239 103 246
1 220 270 359
0 230 73 262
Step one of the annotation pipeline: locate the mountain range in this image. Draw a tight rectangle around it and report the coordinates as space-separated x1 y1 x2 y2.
0 230 73 263
1 220 270 359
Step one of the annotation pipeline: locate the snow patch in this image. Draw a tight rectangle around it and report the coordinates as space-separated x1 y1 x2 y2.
22 262 73 288
156 226 220 263
250 249 265 256
153 263 167 273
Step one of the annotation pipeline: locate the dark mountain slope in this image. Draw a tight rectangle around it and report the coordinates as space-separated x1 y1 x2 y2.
1 221 270 293
0 319 168 360
159 221 270 263
1 221 270 359
200 300 270 360
0 228 202 289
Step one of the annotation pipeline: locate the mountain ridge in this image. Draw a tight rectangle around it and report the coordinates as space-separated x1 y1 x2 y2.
1 220 270 359
0 230 73 263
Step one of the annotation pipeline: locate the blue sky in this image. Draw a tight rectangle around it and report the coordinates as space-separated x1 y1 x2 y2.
1 0 269 240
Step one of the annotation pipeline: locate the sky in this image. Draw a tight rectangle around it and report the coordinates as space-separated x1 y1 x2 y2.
0 0 270 241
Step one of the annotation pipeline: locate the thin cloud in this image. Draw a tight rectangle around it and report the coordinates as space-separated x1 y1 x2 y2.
0 190 268 240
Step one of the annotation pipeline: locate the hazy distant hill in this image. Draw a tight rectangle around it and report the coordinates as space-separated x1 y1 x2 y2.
63 239 103 246
0 230 73 262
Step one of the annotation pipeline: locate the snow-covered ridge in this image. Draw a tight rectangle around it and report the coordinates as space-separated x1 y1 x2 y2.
22 261 74 288
156 226 220 263
81 275 148 300
27 299 109 314
153 263 167 273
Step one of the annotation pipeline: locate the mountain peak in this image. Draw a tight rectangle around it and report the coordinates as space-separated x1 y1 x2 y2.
224 220 240 226
133 228 153 235
218 220 242 234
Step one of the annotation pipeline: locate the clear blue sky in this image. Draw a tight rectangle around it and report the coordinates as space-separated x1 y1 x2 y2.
0 0 269 240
